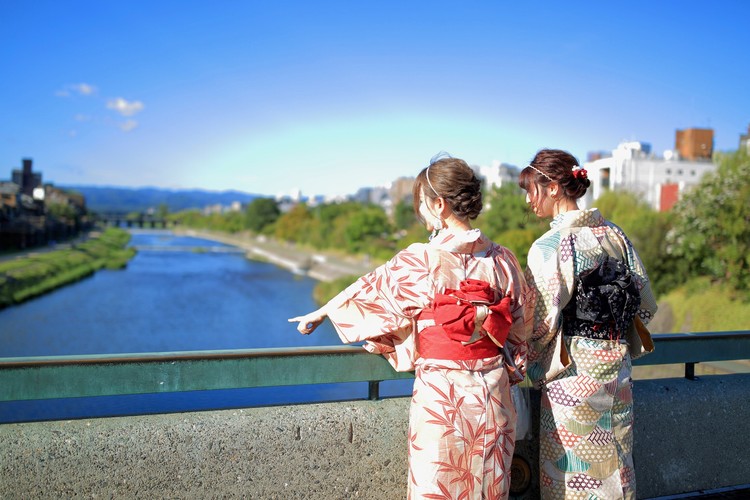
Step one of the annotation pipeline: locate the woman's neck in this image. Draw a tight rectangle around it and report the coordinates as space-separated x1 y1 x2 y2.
553 199 579 217
442 216 472 233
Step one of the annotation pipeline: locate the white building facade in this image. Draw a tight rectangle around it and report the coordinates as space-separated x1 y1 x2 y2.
475 160 520 190
581 141 717 211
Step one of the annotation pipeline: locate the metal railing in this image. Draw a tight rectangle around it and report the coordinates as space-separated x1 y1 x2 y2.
1 331 748 404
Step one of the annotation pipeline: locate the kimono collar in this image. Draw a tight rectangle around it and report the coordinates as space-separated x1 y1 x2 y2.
429 228 487 253
550 208 606 230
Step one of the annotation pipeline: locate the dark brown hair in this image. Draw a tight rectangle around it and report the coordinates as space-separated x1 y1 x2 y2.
412 155 483 223
518 149 590 200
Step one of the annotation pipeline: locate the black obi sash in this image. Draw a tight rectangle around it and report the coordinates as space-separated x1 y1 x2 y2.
562 256 641 341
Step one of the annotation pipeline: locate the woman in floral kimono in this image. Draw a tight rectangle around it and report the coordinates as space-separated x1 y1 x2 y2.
290 155 531 499
519 149 658 499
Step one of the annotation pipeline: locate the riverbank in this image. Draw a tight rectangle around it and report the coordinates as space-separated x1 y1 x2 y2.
176 229 378 282
0 228 136 309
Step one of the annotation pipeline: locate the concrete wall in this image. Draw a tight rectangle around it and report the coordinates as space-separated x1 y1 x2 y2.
1 374 748 499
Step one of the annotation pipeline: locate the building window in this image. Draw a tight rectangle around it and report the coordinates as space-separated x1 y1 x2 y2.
677 169 683 175
666 169 672 175
691 170 696 176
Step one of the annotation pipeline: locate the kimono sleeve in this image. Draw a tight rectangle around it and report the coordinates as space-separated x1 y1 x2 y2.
325 243 434 371
494 246 532 382
524 234 576 384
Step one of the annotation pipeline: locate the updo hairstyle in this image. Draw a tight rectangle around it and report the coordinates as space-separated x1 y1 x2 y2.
518 149 591 200
412 155 483 224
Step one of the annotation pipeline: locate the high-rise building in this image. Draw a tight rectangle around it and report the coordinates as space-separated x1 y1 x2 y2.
675 128 713 160
11 158 43 198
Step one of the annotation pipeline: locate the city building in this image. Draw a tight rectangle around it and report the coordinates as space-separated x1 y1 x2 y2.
582 138 717 212
388 177 414 205
1 158 90 249
474 160 520 190
675 127 713 160
740 124 750 153
11 158 43 199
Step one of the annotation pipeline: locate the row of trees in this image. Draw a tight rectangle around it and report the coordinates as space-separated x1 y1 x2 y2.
172 149 749 299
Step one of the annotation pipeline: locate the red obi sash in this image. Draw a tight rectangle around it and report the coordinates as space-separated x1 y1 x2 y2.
418 279 513 360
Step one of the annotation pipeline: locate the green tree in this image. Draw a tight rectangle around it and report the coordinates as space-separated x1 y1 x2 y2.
393 199 417 231
343 206 392 254
667 149 750 293
309 202 360 249
274 203 313 243
594 191 675 296
156 203 169 219
496 228 540 269
46 202 77 220
475 184 546 241
245 198 280 233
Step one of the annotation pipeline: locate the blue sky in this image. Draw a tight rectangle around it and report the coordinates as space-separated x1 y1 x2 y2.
1 1 748 198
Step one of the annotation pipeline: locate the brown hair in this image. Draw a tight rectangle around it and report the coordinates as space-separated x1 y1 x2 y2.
412 155 483 224
518 149 590 200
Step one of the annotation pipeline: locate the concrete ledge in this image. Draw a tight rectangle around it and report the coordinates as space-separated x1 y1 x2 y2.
0 399 410 499
633 374 750 498
1 374 749 499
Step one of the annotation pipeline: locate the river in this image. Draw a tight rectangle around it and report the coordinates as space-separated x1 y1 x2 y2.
0 230 411 423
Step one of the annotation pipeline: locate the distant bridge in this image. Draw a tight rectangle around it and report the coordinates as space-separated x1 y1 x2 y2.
95 213 178 229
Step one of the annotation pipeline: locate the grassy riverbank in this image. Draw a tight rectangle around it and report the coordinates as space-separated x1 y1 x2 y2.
0 227 136 309
656 277 750 333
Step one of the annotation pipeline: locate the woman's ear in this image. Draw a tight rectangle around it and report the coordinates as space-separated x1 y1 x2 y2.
435 197 451 218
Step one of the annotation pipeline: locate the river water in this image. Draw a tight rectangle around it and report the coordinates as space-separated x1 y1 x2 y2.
0 230 411 423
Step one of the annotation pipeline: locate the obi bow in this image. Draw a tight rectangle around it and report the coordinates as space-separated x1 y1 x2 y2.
431 279 513 347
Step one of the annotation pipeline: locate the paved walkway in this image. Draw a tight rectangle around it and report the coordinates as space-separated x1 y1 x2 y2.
178 229 377 282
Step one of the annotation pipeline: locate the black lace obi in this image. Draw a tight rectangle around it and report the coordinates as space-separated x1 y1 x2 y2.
562 256 641 341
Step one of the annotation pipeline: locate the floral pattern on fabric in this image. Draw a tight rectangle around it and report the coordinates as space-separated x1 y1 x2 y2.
325 229 532 499
328 229 530 374
408 356 516 499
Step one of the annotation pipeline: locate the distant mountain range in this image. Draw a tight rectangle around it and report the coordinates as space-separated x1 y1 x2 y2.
62 185 263 214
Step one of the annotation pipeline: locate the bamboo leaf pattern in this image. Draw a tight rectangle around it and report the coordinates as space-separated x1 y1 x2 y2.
322 231 529 499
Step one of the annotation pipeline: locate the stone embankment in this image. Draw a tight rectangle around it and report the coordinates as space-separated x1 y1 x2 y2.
178 229 377 282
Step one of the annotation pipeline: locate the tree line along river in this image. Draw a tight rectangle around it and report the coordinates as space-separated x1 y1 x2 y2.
0 230 411 423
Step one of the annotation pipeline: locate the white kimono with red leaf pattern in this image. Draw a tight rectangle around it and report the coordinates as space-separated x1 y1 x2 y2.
326 229 531 500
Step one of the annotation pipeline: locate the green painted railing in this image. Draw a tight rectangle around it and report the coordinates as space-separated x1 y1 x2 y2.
1 331 748 403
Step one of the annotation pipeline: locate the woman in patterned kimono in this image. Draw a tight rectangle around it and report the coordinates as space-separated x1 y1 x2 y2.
289 156 531 499
519 149 658 499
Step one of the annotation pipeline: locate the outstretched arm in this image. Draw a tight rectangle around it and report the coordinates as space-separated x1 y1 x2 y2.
288 305 329 335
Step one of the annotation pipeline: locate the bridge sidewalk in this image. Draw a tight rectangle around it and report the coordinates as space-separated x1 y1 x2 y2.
647 485 750 499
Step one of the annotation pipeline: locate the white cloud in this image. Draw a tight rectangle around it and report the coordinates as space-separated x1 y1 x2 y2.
74 83 97 95
120 120 138 132
56 83 98 97
107 97 145 117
